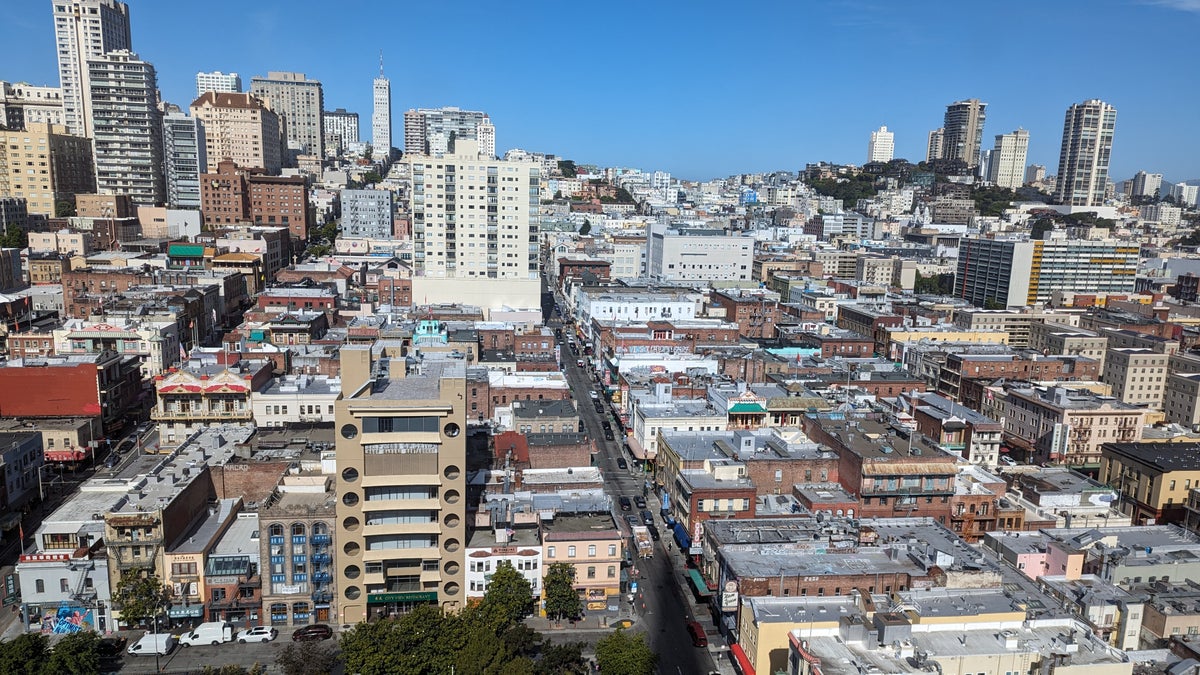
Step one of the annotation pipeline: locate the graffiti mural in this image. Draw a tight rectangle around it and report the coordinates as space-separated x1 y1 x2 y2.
40 604 94 634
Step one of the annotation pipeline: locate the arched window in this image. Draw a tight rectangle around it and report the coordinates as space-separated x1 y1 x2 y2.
312 522 328 536
292 523 306 537
269 524 284 537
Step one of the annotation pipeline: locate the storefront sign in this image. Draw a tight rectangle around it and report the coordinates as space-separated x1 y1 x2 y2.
367 591 437 603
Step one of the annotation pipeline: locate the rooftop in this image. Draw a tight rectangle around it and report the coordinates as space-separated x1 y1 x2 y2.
542 513 621 542
1100 442 1200 473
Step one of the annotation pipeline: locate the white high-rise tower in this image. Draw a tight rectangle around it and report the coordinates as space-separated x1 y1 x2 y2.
372 52 391 158
986 129 1029 190
1054 99 1117 207
53 0 132 138
867 126 894 163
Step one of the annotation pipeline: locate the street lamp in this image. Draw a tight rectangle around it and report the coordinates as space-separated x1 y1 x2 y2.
152 600 168 673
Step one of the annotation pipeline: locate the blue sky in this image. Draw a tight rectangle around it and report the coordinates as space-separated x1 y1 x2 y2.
4 0 1199 182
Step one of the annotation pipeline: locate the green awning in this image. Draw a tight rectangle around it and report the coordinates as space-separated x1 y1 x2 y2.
729 402 766 414
168 243 205 257
687 569 712 597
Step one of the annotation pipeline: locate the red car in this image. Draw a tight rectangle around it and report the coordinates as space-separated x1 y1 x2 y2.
291 624 333 641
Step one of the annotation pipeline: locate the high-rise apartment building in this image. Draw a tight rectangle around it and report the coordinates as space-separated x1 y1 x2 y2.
340 189 394 239
0 122 95 217
162 112 206 209
926 128 944 162
1130 171 1163 200
476 116 495 159
334 346 469 622
190 92 282 174
404 107 490 156
372 57 391 157
88 50 163 205
1025 164 1046 185
956 236 1139 308
323 108 359 156
52 0 132 138
986 129 1029 190
1172 183 1200 208
405 140 539 280
1053 99 1117 207
195 71 241 98
867 125 894 163
250 72 324 160
0 82 65 131
940 99 987 170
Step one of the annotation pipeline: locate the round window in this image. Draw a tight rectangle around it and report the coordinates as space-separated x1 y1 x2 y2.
443 423 461 438
444 489 461 504
342 516 360 532
344 565 361 579
344 586 361 600
444 561 460 575
443 581 460 596
340 424 359 440
341 467 359 482
342 492 359 507
343 541 360 556
444 538 460 553
443 465 461 480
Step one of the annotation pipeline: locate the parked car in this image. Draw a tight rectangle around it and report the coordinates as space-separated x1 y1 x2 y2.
625 514 640 529
686 621 708 647
179 621 234 647
604 429 614 440
589 391 599 400
640 510 654 526
647 525 661 541
236 626 278 643
291 624 334 642
576 359 585 368
999 455 1017 466
618 496 632 511
593 402 604 413
97 636 127 657
601 420 612 430
634 496 647 509
616 458 628 470
104 453 121 468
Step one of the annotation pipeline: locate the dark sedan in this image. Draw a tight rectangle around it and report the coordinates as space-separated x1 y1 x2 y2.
291 624 333 641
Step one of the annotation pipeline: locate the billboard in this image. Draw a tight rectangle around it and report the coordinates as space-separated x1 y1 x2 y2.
40 605 95 634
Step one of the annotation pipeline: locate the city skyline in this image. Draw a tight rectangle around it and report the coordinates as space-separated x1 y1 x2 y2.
4 0 1200 182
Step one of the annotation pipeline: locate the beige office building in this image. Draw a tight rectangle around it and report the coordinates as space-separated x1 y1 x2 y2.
0 122 95 216
334 344 468 623
1102 347 1168 409
190 92 282 174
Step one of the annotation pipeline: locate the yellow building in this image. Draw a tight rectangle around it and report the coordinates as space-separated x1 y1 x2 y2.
541 514 623 612
1101 442 1200 525
0 122 94 216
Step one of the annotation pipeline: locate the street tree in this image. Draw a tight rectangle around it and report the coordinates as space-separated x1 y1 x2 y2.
276 640 338 675
594 628 657 675
340 605 465 675
543 562 583 623
0 633 49 674
42 630 102 675
536 641 589 674
481 560 535 624
112 571 172 626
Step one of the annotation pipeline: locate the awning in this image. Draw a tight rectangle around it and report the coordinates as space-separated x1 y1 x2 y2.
730 643 756 675
673 522 691 549
626 436 650 461
687 569 712 597
729 402 767 414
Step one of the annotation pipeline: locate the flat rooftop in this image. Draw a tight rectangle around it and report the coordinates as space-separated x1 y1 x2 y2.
210 514 261 558
1101 442 1200 472
542 513 621 541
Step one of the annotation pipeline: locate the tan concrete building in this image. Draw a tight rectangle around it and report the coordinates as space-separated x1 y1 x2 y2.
1100 442 1200 525
540 514 623 613
28 228 100 256
997 385 1146 466
1163 355 1200 426
1029 321 1106 367
190 92 282 174
334 346 468 623
0 122 94 216
1102 347 1168 409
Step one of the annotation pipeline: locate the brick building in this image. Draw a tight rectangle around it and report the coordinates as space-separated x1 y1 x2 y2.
710 289 781 340
201 160 311 241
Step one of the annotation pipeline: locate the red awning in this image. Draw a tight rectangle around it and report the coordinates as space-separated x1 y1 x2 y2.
730 643 755 675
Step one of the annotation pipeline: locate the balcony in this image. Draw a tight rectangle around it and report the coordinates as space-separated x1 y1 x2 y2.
311 591 332 604
313 572 332 584
312 553 332 565
311 534 332 547
862 485 954 497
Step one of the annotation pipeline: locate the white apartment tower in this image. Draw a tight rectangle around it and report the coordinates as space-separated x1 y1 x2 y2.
868 126 894 163
1054 99 1117 207
1130 171 1163 200
88 50 163 205
195 71 241 98
926 128 944 162
404 107 489 156
476 116 495 159
162 111 206 209
250 72 325 160
987 129 1029 190
323 108 359 156
52 0 132 138
371 54 391 158
405 140 540 280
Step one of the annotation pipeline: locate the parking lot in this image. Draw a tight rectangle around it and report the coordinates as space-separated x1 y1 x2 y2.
113 631 338 673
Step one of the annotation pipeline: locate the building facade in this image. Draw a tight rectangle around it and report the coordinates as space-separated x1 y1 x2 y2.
941 98 987 169
1053 99 1117 207
0 81 65 130
372 66 390 157
405 140 539 280
956 237 1138 308
341 189 394 240
87 50 163 205
162 112 206 209
987 129 1029 190
867 125 893 163
403 106 489 156
195 71 241 98
322 108 358 156
0 122 95 216
52 0 132 138
250 72 324 160
190 92 282 174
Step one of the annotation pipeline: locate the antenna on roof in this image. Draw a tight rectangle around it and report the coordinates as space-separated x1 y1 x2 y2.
379 50 384 77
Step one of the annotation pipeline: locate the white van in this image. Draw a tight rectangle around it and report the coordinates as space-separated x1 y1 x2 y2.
127 633 177 656
179 621 234 647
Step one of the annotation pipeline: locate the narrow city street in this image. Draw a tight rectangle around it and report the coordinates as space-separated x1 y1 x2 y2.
552 302 724 675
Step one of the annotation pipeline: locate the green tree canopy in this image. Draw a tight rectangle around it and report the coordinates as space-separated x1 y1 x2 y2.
481 561 535 624
557 160 577 178
0 225 28 249
536 641 589 675
972 185 1019 217
276 639 338 675
112 572 172 626
594 629 657 675
808 173 878 207
0 632 50 674
42 631 102 675
543 563 583 622
202 665 266 675
578 219 592 236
